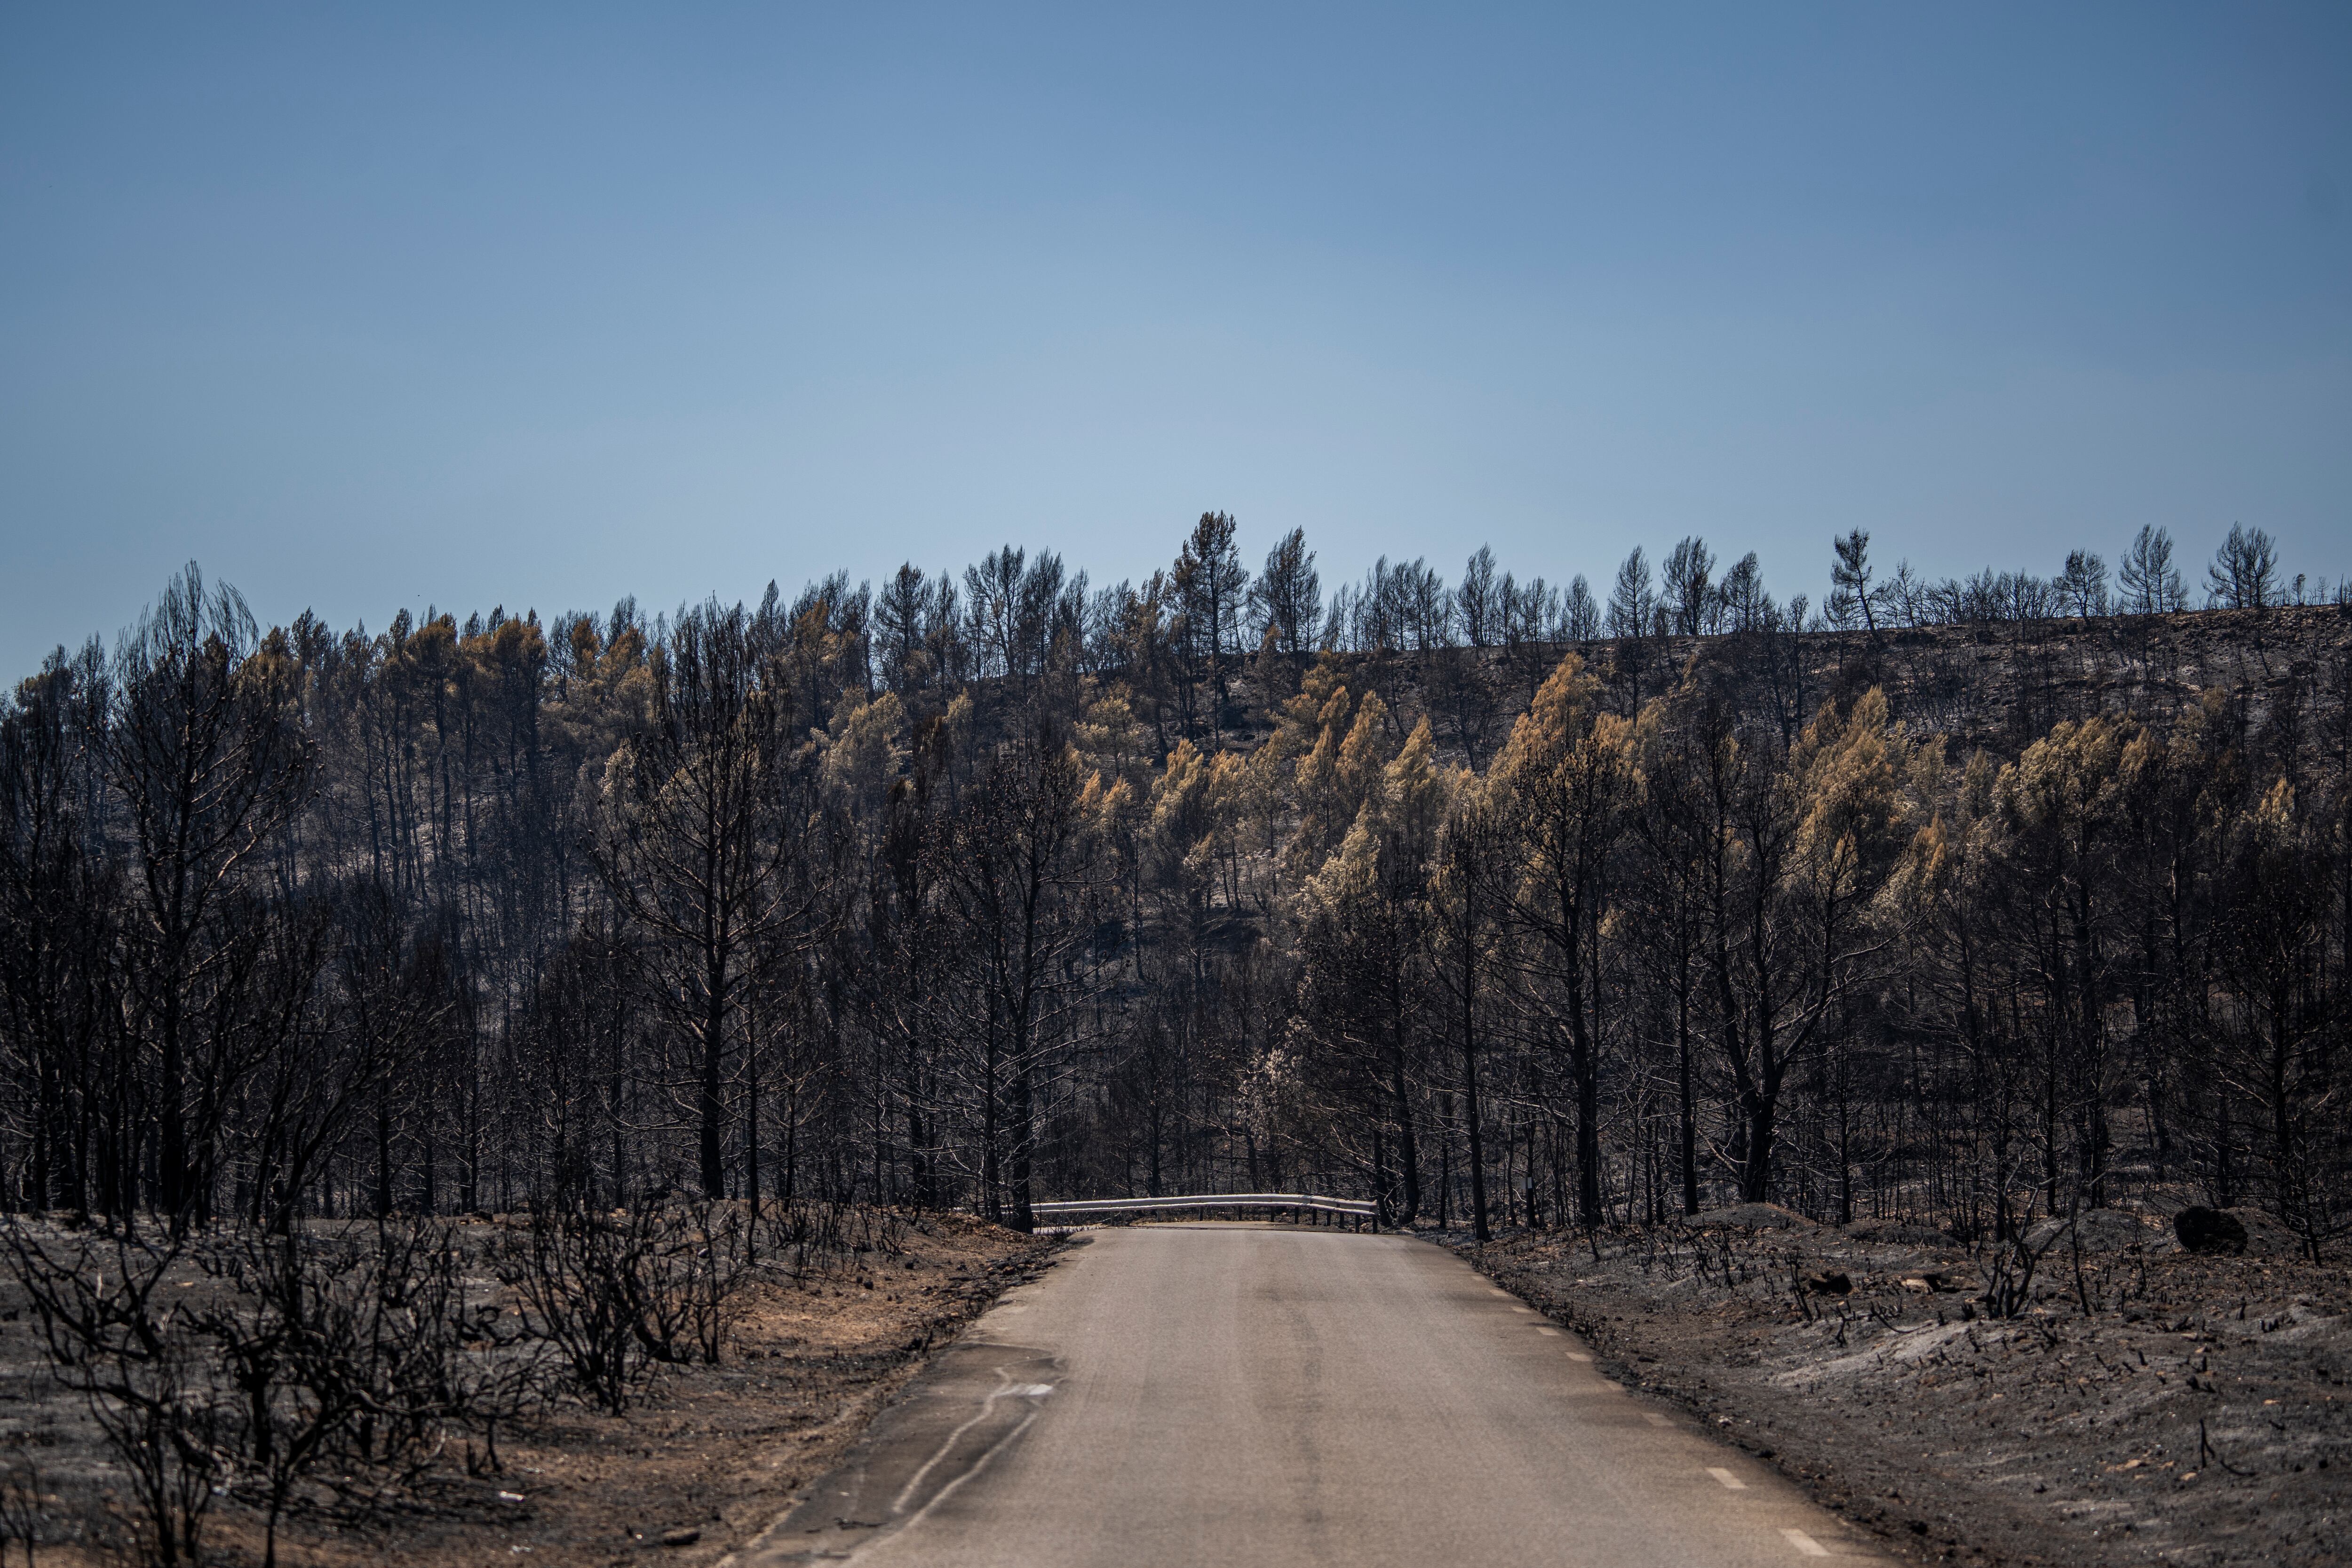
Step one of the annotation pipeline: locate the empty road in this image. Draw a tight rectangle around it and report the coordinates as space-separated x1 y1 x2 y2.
736 1224 1886 1567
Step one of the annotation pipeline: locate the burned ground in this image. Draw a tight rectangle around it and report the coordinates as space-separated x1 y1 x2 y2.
1456 1209 2349 1567
0 1213 1056 1567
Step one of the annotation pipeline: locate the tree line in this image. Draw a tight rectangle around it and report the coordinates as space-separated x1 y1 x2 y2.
1 515 2345 1257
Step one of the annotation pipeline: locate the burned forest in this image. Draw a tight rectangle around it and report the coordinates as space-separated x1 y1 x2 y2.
2 519 2349 1563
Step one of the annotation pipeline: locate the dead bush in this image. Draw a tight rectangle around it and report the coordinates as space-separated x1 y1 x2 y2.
3 1218 542 1568
0 1445 41 1567
498 1200 754 1415
190 1220 542 1561
760 1196 907 1283
2 1227 227 1566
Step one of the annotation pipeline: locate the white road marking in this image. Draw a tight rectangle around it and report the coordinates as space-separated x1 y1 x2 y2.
1707 1467 1746 1490
1644 1413 1671 1427
1535 1326 1560 1336
1564 1351 1592 1362
1782 1528 1829 1556
890 1371 1053 1515
1511 1305 1536 1315
1488 1289 1513 1298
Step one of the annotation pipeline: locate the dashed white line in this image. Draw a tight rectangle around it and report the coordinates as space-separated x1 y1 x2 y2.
1534 1326 1560 1336
1781 1528 1829 1557
1564 1351 1592 1362
1706 1467 1746 1490
1643 1412 1671 1427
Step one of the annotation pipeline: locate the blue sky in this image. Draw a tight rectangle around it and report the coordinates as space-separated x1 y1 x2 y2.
2 3 2346 672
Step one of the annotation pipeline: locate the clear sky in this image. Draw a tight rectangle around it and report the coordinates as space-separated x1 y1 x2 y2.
2 3 2346 674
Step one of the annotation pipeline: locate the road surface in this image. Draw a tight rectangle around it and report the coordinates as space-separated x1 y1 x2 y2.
735 1223 1887 1567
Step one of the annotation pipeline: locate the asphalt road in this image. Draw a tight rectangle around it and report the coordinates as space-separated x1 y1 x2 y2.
737 1223 1888 1567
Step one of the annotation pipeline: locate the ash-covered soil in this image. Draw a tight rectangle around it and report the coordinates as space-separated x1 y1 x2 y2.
0 1212 1057 1567
1450 1208 2349 1567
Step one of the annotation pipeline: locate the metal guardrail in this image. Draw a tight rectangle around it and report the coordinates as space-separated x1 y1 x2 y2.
1030 1192 1377 1225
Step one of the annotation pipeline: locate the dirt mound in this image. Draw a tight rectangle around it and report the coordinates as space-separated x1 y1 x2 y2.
2215 1205 2306 1259
2022 1206 2161 1252
1842 1220 1951 1247
1685 1202 1817 1232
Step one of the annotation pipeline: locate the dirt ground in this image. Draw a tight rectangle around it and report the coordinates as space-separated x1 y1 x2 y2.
0 1212 1057 1567
1449 1206 2350 1567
